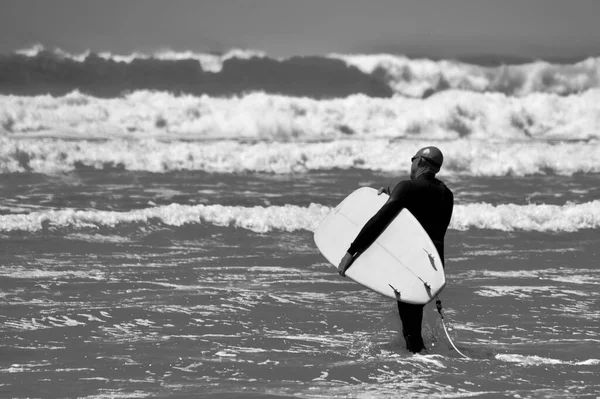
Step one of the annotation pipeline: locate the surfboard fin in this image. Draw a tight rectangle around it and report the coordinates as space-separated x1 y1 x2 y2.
423 248 438 271
423 282 432 298
389 284 401 301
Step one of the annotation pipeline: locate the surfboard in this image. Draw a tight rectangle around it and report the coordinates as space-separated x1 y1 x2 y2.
314 187 446 304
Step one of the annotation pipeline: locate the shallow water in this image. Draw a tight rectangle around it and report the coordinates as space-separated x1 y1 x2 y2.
1 166 598 398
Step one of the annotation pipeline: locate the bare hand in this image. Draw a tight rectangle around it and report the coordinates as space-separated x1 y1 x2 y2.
377 186 390 196
337 252 355 277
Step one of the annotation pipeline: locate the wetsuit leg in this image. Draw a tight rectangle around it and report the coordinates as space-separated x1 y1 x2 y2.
397 301 426 353
434 243 445 268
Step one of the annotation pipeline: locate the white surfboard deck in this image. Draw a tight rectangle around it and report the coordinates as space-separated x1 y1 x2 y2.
314 187 446 304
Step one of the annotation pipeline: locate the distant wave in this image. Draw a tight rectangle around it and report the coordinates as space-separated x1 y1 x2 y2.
14 44 268 73
0 45 392 99
2 45 600 98
1 138 599 176
1 201 598 233
2 90 600 142
331 53 600 98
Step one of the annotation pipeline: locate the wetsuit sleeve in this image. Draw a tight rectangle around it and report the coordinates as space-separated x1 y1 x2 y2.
348 182 411 255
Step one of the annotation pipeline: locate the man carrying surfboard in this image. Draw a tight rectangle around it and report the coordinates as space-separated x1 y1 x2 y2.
337 146 454 353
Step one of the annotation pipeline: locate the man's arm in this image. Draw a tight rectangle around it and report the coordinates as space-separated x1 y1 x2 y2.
352 182 410 249
338 183 409 276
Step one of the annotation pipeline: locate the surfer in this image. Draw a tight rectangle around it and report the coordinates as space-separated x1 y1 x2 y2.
337 146 454 353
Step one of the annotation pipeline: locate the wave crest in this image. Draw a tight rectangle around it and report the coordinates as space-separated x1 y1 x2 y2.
5 45 600 98
332 53 600 98
1 46 392 99
1 138 599 176
2 90 600 141
1 201 598 234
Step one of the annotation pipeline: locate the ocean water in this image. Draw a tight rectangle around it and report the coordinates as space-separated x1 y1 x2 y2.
0 48 599 399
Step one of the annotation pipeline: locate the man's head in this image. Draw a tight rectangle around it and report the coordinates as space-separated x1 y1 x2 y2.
410 146 443 179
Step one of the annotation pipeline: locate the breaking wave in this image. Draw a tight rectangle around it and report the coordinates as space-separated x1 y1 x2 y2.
14 44 268 73
1 137 599 176
333 53 600 98
2 89 600 141
1 200 598 233
3 45 600 98
0 46 392 99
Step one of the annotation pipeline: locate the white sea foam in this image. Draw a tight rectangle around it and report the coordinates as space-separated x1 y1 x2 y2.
330 53 600 97
1 137 599 176
462 269 600 285
2 89 600 141
0 200 597 233
474 286 560 299
4 315 90 331
79 391 149 399
496 354 600 366
452 201 600 231
0 268 105 280
64 233 133 243
548 275 600 285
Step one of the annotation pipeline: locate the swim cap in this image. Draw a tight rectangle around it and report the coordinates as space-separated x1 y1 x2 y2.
412 146 443 168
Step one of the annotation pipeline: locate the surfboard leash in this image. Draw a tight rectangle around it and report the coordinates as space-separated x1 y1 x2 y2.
435 296 470 359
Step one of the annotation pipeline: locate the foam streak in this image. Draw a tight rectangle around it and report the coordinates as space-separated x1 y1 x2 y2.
1 201 598 233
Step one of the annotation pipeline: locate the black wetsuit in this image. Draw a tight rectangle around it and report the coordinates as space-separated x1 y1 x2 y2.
347 174 454 353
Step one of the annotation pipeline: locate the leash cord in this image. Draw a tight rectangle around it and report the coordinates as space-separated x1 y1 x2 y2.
436 296 470 359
